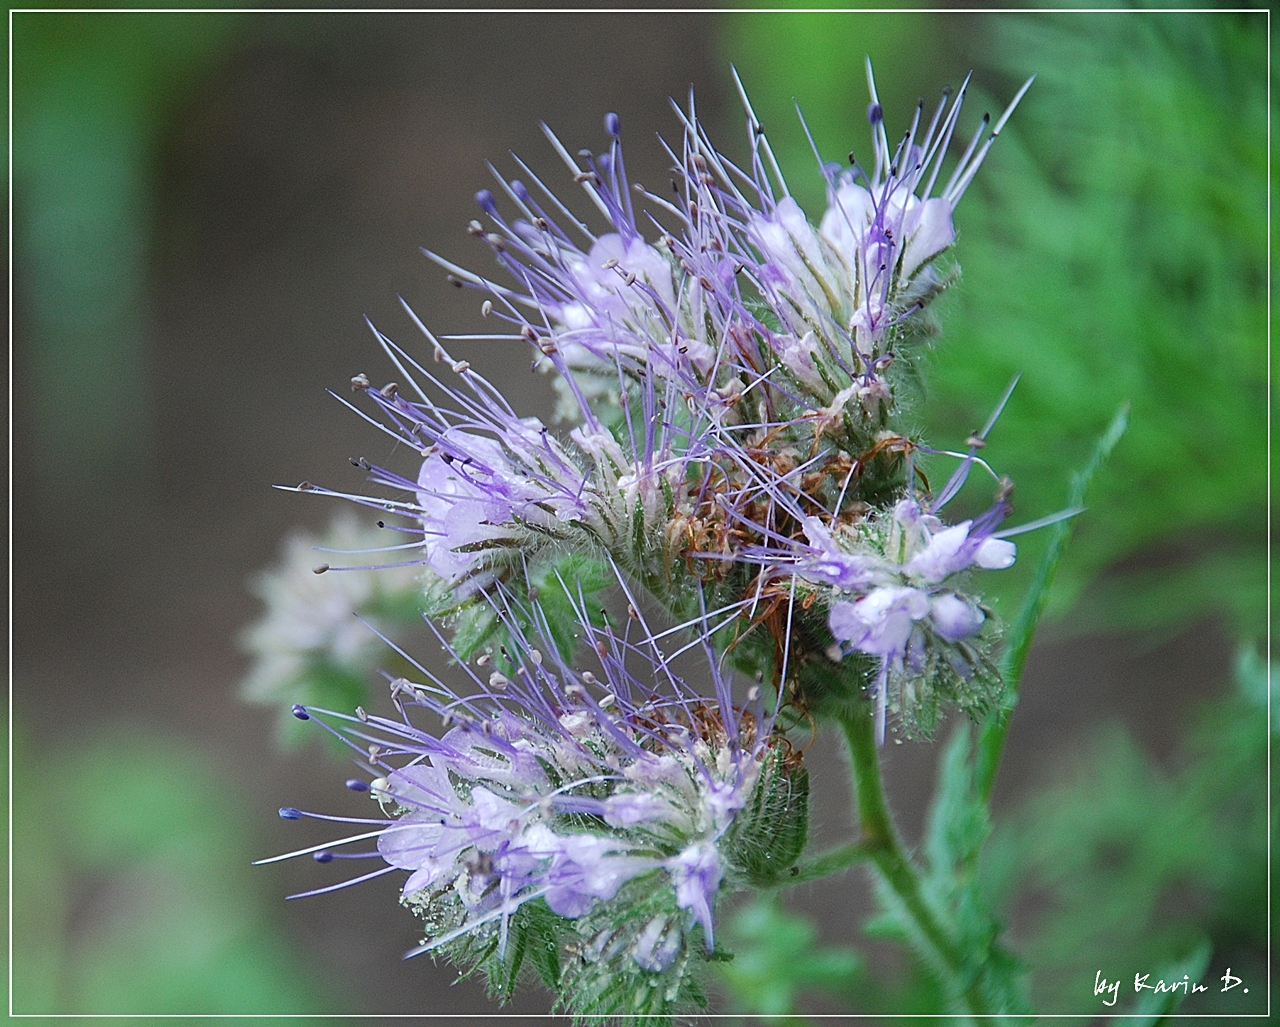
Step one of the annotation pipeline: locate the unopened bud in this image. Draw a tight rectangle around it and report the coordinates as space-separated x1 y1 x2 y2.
726 741 809 886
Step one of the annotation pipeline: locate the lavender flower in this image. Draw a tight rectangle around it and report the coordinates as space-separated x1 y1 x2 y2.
260 596 806 1017
251 51 1075 1021
822 492 1014 740
721 475 1019 743
413 426 573 593
302 72 1016 685
724 376 1049 742
746 63 1034 383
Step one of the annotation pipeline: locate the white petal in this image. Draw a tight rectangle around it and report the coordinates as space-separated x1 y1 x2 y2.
900 197 955 280
975 538 1016 569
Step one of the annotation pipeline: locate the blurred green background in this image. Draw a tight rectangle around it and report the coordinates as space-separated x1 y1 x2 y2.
11 8 1268 1018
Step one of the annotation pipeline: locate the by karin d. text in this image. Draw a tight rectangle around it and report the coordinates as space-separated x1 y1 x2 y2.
1094 968 1247 1007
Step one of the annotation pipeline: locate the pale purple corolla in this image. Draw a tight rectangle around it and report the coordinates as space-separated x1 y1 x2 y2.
413 419 607 591
668 841 722 950
822 497 1016 742
552 232 683 369
259 600 777 968
829 585 930 661
415 433 543 588
795 515 878 591
745 60 1033 398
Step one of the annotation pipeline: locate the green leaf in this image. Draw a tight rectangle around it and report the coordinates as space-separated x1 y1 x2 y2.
451 601 500 661
1001 403 1129 695
1231 642 1271 724
726 745 810 886
500 915 529 1003
717 896 862 1017
975 404 1128 802
915 726 1030 1017
522 901 565 991
924 725 989 879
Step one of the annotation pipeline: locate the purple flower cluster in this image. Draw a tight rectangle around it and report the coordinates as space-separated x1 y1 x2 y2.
299 63 1032 618
265 62 1043 1014
263 597 791 984
745 65 1033 387
817 495 1015 742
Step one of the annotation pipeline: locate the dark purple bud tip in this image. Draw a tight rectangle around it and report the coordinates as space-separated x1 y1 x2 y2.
604 112 620 137
291 704 309 720
475 189 496 214
510 179 529 200
279 806 303 820
312 851 334 863
345 778 370 793
868 102 883 125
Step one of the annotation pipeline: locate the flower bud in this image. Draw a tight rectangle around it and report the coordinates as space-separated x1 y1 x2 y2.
726 740 809 885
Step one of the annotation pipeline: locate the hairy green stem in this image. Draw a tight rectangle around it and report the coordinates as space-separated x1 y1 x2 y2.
777 839 876 885
840 706 988 1020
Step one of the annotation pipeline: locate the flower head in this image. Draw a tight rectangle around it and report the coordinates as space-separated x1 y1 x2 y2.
736 453 1021 742
262 596 806 1017
260 59 1053 1019
294 63 1031 631
754 62 1032 362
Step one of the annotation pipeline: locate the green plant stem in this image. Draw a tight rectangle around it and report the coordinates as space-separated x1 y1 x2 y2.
839 705 988 1020
778 839 876 885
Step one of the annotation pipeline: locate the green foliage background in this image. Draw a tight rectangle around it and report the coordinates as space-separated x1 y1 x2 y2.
12 729 333 1015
